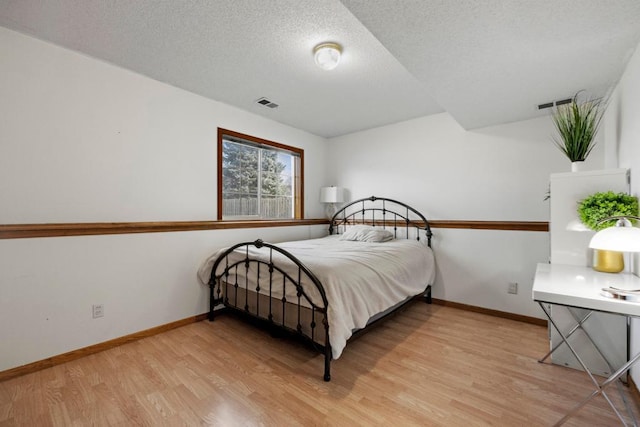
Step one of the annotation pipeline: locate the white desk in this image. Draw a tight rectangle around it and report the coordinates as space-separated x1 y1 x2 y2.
533 263 640 426
534 263 640 317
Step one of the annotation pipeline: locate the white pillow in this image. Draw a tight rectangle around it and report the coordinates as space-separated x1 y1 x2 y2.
339 225 394 242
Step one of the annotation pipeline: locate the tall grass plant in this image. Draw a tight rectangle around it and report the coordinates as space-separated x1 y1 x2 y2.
552 94 604 162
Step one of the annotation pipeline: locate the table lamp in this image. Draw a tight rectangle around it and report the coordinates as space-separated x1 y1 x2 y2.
589 215 640 273
320 186 344 219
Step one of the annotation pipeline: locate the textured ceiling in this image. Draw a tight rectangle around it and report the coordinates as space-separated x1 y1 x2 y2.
1 1 639 137
342 0 640 130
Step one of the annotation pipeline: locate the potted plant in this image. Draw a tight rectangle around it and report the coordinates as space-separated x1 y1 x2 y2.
578 191 639 272
551 93 605 172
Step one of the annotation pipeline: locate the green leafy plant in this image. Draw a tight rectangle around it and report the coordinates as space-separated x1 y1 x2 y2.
551 94 605 162
578 191 639 231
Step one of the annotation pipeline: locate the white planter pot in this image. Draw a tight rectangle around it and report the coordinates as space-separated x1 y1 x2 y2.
571 161 585 172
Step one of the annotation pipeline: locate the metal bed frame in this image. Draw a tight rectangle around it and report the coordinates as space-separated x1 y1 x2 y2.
207 196 433 381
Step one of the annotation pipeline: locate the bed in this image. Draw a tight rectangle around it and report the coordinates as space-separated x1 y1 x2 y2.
197 196 435 381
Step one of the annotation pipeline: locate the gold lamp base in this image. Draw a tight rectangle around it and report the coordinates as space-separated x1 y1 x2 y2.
593 250 624 273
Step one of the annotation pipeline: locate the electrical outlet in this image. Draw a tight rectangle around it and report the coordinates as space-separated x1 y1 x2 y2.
92 304 104 318
508 282 518 295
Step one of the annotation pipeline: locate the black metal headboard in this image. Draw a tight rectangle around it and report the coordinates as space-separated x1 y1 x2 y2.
328 196 432 247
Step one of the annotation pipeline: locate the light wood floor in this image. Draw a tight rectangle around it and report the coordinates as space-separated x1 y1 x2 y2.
1 303 638 426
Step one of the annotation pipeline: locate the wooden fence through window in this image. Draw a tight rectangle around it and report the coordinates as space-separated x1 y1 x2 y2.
223 197 293 219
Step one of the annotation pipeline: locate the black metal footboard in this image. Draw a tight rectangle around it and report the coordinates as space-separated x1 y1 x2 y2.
208 239 333 381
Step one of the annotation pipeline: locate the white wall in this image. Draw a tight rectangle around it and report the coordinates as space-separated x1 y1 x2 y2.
603 39 640 385
0 27 329 371
0 225 327 372
0 27 327 223
328 113 605 318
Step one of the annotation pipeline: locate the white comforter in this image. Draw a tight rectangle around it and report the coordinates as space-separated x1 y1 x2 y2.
198 235 435 359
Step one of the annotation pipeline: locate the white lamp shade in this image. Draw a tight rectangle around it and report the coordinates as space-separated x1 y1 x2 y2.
320 186 344 203
589 226 640 252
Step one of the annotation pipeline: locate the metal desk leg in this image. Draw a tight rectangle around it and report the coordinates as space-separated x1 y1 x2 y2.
563 308 622 378
539 306 632 407
554 350 640 427
538 307 594 363
539 303 630 426
563 308 637 425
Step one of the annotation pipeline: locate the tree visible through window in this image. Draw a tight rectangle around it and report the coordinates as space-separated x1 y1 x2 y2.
217 129 303 220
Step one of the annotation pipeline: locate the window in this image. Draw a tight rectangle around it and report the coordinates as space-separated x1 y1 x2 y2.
218 128 303 220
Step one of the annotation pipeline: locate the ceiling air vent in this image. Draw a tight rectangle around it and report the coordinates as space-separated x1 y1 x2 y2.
554 98 572 106
537 97 573 110
256 97 279 109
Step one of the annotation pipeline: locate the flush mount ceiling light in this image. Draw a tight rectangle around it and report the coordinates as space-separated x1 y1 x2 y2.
313 42 342 71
